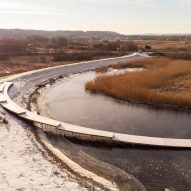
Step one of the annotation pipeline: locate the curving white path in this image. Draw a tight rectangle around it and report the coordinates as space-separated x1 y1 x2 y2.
1 81 191 148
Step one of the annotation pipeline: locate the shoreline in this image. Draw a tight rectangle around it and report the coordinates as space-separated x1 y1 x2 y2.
1 53 147 191
87 90 191 114
27 72 146 191
20 78 120 191
2 53 191 190
26 67 191 191
85 57 191 114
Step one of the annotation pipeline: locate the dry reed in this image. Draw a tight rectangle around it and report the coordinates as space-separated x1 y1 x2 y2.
86 58 191 109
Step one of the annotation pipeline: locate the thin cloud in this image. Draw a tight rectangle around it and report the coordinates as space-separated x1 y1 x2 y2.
0 2 70 15
81 0 157 6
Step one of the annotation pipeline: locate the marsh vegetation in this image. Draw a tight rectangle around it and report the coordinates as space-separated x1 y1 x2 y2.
86 57 191 109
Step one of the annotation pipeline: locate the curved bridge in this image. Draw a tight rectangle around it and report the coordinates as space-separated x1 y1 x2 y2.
1 82 191 148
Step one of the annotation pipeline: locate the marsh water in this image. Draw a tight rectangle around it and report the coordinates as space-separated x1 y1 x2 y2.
39 69 191 191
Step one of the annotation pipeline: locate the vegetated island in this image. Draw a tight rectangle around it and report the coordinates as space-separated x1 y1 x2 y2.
85 56 191 110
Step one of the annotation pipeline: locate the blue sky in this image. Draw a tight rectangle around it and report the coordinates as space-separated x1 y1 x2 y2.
0 0 190 34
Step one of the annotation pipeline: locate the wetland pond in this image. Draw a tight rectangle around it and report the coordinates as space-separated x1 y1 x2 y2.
38 68 191 191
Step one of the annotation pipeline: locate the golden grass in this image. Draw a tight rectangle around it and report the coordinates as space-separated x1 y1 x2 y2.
111 57 169 69
135 40 191 51
85 58 191 109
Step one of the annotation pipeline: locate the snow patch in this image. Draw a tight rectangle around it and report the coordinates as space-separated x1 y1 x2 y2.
0 109 88 191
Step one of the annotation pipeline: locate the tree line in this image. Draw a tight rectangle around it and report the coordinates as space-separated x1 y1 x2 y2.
0 36 138 61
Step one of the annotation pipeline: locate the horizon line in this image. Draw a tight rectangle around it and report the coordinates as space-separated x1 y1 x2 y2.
0 28 191 36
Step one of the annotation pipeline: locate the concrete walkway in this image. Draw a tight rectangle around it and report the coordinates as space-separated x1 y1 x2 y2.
1 82 191 148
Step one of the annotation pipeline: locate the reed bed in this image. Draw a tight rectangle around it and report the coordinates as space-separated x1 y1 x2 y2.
111 57 169 69
86 58 191 109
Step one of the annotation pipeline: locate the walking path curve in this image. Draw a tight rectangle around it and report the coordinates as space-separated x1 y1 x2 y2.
1 80 191 148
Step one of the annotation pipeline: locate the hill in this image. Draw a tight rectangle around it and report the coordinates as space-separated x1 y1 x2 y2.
0 29 125 39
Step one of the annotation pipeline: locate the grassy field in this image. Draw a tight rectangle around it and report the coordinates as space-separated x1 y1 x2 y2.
1 38 191 78
135 40 191 51
0 56 61 78
85 57 191 109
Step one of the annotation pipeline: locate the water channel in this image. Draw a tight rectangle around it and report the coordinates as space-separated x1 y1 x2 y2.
38 69 191 191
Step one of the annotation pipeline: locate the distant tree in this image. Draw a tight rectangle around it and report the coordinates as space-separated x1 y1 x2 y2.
125 41 138 52
93 41 119 51
144 45 152 50
57 37 68 48
47 37 68 49
0 38 27 54
26 36 48 48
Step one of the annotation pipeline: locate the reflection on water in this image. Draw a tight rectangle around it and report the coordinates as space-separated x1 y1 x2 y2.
38 69 191 191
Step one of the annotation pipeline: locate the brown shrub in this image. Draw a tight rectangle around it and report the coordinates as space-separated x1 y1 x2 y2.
95 66 108 73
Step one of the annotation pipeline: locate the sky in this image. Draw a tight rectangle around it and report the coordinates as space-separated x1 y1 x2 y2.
0 0 191 34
